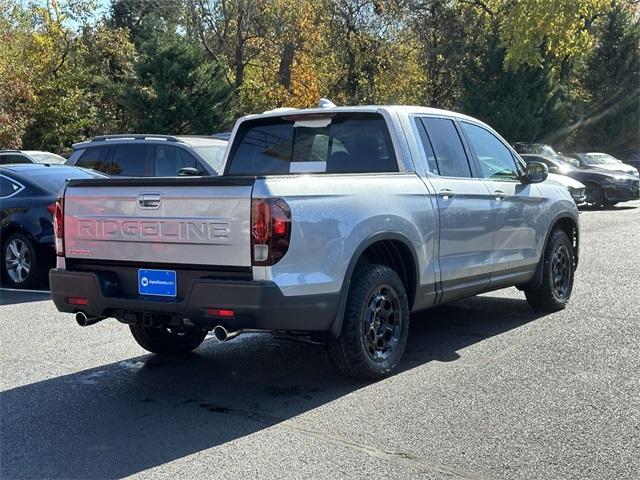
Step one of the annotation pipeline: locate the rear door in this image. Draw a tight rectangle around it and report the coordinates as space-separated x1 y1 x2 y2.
459 121 546 285
63 178 254 267
415 116 495 302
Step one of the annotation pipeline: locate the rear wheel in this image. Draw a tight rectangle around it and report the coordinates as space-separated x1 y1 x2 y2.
327 264 410 380
1 233 44 289
524 229 574 312
130 324 208 355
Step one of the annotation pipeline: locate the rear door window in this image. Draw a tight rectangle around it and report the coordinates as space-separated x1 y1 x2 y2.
76 146 110 172
155 146 206 176
226 113 397 175
110 144 153 176
420 117 472 178
0 176 24 197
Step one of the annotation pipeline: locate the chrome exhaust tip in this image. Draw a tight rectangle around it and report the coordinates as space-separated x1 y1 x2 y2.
213 325 241 342
213 325 228 341
75 311 104 327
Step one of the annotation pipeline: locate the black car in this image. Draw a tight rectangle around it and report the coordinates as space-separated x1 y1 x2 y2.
521 154 640 208
1 164 104 288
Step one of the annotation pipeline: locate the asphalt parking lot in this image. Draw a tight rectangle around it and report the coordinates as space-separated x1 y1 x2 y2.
1 200 638 480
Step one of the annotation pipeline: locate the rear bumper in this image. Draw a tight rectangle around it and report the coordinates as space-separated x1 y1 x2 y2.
49 269 340 332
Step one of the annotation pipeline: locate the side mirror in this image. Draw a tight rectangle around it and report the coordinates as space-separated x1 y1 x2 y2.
178 167 199 176
522 161 548 184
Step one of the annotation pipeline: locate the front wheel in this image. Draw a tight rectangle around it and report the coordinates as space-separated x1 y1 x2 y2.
524 229 575 312
130 324 208 355
327 264 410 380
585 185 604 208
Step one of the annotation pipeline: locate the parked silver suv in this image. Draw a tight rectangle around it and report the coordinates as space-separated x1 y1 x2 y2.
66 134 228 176
50 105 579 379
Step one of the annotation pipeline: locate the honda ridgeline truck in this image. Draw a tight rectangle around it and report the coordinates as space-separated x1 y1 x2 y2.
50 105 579 379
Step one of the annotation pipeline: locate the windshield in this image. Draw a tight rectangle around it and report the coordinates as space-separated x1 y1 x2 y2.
27 152 67 164
516 144 558 156
582 153 620 165
557 156 579 168
192 144 227 173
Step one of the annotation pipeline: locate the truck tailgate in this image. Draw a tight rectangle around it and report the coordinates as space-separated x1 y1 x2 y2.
63 177 253 267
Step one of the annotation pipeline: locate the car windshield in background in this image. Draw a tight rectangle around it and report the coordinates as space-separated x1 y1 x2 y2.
192 145 226 173
516 144 558 156
558 156 579 168
25 152 67 164
583 153 620 165
227 113 397 175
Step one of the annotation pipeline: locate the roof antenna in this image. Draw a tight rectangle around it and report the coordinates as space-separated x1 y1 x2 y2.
318 98 337 108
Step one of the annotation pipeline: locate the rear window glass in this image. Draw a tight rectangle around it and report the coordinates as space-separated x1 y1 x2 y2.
226 113 397 175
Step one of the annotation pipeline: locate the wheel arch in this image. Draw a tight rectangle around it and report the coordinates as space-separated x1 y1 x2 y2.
520 213 579 291
329 232 420 338
0 223 35 250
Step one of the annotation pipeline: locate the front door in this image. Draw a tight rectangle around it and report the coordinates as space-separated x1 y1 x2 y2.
458 121 546 287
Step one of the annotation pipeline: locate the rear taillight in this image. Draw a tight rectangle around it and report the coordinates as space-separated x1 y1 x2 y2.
53 196 64 256
46 203 56 216
250 198 291 266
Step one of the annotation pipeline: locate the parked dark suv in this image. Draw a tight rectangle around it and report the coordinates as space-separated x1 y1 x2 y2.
66 134 228 177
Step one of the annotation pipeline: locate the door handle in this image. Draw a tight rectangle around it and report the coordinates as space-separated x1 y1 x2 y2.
138 193 161 209
437 188 456 199
493 190 507 200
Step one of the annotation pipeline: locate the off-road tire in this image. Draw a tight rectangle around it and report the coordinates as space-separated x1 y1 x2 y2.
524 229 575 312
130 325 208 355
327 264 410 380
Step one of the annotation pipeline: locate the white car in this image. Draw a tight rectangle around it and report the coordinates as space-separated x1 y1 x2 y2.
0 150 67 165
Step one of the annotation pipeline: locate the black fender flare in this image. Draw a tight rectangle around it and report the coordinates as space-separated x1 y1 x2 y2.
520 213 579 291
328 231 420 338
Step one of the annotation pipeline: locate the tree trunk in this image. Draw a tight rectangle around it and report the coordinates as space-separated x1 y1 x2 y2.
278 42 296 93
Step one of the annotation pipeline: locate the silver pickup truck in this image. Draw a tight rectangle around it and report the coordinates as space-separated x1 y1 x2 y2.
50 105 579 379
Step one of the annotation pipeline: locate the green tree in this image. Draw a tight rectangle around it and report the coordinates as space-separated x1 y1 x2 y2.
459 31 567 143
121 30 233 133
573 1 640 152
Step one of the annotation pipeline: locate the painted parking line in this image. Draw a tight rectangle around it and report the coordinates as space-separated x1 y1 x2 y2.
0 287 51 294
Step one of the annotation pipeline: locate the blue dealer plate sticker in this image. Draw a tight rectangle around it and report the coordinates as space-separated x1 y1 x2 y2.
138 269 177 297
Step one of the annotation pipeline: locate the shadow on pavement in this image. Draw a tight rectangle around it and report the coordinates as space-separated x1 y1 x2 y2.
0 294 544 479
